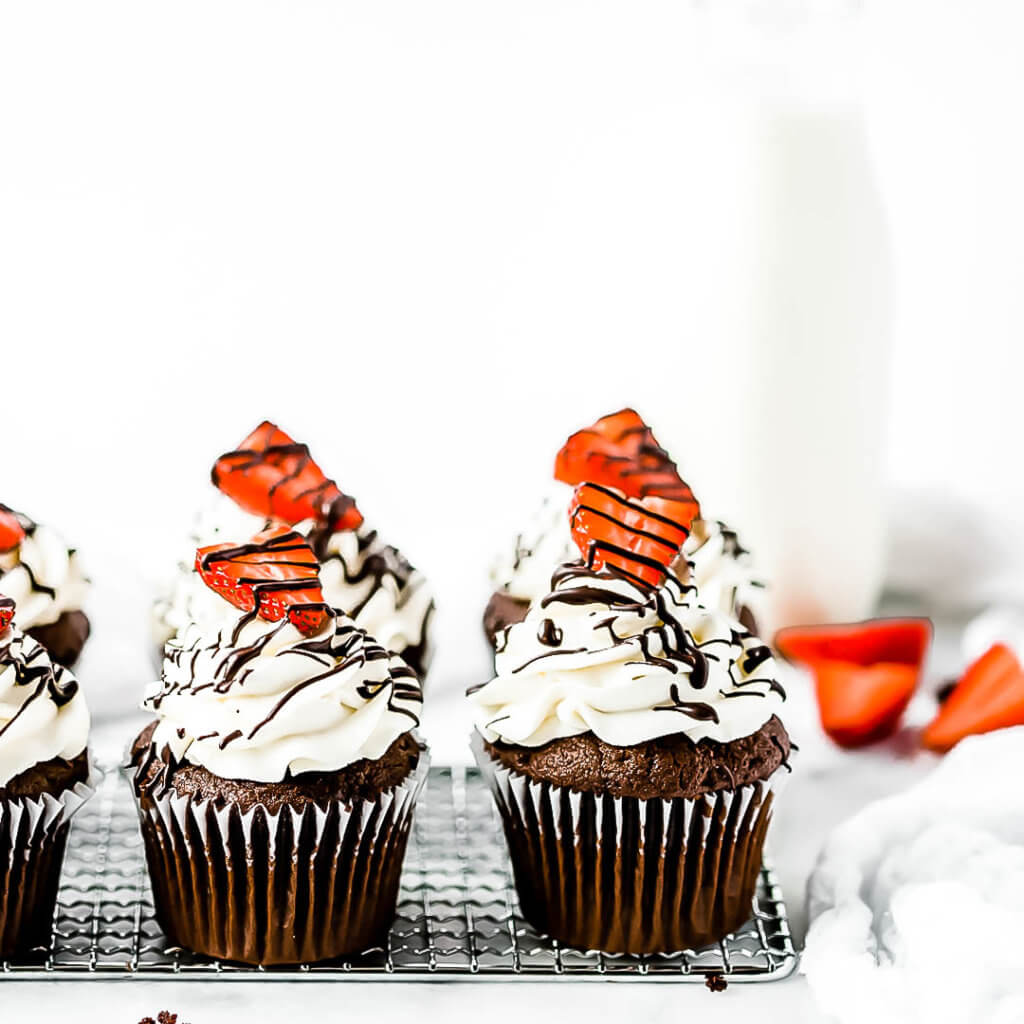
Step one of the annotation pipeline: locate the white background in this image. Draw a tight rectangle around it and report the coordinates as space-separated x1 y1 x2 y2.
2 2 1022 1021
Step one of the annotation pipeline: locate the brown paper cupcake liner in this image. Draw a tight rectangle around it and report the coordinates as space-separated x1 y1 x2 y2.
0 775 94 958
472 731 786 954
132 751 429 966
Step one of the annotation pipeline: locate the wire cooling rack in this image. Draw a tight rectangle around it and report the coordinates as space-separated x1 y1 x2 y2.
1 760 796 982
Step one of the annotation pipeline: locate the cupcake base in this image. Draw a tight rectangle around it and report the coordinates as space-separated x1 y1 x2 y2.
27 610 91 669
472 732 784 954
0 752 93 958
130 729 428 965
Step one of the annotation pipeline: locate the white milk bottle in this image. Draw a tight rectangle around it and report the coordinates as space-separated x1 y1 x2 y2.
661 0 891 632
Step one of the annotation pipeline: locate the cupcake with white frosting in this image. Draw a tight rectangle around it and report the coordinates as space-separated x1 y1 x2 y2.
470 482 791 954
131 528 427 965
0 596 92 957
0 504 90 667
483 410 763 647
151 421 434 679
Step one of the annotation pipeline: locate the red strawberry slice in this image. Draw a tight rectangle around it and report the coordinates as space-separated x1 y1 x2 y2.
568 482 697 588
196 526 330 635
554 408 700 513
0 596 14 632
922 643 1024 753
0 506 25 554
774 618 932 748
812 662 921 748
212 421 363 534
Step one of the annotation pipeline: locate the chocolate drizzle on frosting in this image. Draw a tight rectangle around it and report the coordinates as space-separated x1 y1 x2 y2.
148 605 422 781
537 618 562 647
471 558 786 749
0 630 80 743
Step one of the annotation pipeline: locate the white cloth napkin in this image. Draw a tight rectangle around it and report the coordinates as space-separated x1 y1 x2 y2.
802 728 1024 1024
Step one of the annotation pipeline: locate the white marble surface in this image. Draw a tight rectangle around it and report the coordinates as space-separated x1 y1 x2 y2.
0 600 956 1023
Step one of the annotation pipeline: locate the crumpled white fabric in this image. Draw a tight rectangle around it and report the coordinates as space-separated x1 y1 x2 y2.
803 728 1024 1024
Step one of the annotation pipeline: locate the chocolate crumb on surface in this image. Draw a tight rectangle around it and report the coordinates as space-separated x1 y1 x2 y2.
483 715 790 800
705 973 729 992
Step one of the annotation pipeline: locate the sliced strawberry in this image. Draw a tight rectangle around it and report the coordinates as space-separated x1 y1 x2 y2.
0 506 25 554
922 643 1024 753
554 408 701 513
813 662 920 748
0 596 14 632
774 618 932 748
196 526 330 635
212 421 363 534
774 619 932 668
568 482 697 588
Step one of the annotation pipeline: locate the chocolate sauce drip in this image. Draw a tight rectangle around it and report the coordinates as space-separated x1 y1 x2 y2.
537 618 562 647
651 683 719 723
741 644 772 674
511 647 587 674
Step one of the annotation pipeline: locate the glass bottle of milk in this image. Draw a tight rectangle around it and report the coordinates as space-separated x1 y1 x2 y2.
663 0 891 632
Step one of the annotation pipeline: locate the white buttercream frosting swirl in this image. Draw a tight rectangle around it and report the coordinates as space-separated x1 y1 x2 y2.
144 603 423 783
489 486 762 622
470 564 784 748
0 623 90 787
152 493 434 672
0 511 89 630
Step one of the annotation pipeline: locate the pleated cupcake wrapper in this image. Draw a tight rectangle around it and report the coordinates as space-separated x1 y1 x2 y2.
471 731 788 955
0 774 95 957
133 751 429 966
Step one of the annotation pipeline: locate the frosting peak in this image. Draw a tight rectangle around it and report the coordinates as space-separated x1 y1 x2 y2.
144 604 422 783
471 563 784 749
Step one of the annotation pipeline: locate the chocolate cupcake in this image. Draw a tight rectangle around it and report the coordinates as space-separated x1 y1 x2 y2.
0 596 92 957
470 484 790 954
152 421 434 679
0 504 90 668
132 528 427 965
485 409 761 648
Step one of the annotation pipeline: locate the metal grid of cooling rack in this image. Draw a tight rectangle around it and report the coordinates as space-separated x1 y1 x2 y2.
1 761 797 981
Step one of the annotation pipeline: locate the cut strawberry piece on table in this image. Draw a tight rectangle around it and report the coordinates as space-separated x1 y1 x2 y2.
774 618 932 667
0 506 25 554
812 661 921 748
196 526 330 635
922 642 1024 753
774 618 932 748
554 408 701 511
569 482 698 588
0 596 14 631
212 421 362 533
